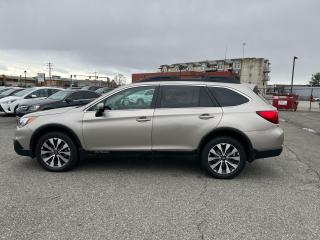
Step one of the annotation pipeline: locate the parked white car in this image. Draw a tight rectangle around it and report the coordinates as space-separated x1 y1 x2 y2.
0 87 61 114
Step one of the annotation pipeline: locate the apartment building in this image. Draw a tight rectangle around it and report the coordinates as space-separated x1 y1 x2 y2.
159 58 270 89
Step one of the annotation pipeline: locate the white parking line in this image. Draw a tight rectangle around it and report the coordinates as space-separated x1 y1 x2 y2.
302 128 317 133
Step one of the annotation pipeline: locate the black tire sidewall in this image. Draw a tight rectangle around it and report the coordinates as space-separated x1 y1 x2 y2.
35 131 79 172
201 136 246 179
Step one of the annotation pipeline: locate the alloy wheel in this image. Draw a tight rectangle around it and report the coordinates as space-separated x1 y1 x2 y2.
40 138 71 168
208 143 240 175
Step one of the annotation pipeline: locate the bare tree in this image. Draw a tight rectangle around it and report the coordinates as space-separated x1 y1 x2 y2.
114 73 126 86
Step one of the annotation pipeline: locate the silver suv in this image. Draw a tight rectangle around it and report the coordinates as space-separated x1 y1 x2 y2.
14 81 284 179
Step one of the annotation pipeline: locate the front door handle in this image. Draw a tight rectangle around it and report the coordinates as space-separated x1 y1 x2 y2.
199 113 215 120
136 116 151 122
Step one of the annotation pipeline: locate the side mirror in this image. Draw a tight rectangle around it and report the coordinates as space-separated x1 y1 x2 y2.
95 103 105 117
31 94 37 98
65 98 72 103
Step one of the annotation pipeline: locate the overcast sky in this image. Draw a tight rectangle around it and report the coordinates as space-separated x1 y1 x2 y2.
0 0 319 84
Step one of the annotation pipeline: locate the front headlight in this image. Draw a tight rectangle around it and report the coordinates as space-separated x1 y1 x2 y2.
17 116 36 128
29 105 40 111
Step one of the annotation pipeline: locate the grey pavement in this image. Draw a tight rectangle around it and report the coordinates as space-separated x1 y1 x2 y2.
0 113 319 240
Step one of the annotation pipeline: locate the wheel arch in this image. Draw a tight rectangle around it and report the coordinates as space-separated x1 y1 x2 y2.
198 127 254 161
30 124 83 157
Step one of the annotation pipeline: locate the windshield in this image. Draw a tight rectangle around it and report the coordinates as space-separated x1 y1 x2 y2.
48 90 72 100
1 88 21 96
13 88 35 97
0 88 10 94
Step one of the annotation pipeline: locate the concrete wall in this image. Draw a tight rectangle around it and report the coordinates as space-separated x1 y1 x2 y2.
240 58 265 89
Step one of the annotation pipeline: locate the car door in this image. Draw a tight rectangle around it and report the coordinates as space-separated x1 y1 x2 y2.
82 85 158 151
152 84 223 151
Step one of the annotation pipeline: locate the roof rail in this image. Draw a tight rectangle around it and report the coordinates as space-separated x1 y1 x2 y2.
139 76 240 84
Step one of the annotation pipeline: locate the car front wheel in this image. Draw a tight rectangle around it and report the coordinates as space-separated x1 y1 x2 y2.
201 137 246 179
35 132 79 171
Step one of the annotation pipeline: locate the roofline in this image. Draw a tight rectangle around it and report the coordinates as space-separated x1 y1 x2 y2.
130 80 251 87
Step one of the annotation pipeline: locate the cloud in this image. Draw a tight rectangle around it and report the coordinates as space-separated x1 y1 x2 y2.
0 64 8 71
0 0 319 83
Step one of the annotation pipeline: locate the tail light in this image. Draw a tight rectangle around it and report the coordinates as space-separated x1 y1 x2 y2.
256 110 279 124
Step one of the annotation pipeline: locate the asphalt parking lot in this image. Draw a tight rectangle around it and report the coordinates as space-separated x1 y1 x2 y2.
0 112 320 240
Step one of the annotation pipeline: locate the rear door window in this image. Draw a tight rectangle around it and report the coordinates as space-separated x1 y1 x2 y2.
208 87 249 106
158 86 217 108
69 91 85 100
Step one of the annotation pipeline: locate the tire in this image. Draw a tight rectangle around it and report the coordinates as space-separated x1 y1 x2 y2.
35 131 79 172
14 106 19 115
201 136 246 179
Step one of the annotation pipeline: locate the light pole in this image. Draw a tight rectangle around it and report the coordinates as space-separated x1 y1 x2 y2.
242 42 246 59
70 74 73 87
24 70 27 87
290 56 298 94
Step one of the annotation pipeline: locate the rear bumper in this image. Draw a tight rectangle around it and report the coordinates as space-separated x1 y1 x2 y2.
251 147 283 161
14 140 32 157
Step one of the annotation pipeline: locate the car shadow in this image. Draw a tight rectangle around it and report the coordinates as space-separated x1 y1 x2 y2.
17 155 281 180
77 155 205 176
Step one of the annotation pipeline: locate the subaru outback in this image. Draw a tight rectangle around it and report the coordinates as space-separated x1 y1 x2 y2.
14 81 284 179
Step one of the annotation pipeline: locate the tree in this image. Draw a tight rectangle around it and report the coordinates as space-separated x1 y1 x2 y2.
310 72 320 86
113 73 126 86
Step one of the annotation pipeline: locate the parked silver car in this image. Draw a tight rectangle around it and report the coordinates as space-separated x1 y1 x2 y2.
14 81 284 178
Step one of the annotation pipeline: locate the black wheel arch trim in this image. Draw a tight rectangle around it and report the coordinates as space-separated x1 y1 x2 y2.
198 127 254 161
29 123 83 157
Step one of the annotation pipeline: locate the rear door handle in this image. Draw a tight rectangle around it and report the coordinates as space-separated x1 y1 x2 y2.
199 113 215 120
136 116 151 122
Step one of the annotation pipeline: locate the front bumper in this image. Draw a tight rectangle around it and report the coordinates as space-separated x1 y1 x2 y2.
14 140 32 157
0 103 13 114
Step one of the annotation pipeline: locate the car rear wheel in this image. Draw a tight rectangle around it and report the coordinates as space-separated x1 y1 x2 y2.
35 132 79 171
201 137 246 179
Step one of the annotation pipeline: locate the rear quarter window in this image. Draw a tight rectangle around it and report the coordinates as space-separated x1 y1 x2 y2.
208 87 249 107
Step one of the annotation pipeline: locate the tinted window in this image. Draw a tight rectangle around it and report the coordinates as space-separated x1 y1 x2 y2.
14 88 35 97
82 91 99 99
27 89 48 98
200 87 218 107
48 89 60 96
69 91 85 100
90 86 156 111
49 91 72 100
159 86 216 108
209 87 249 106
